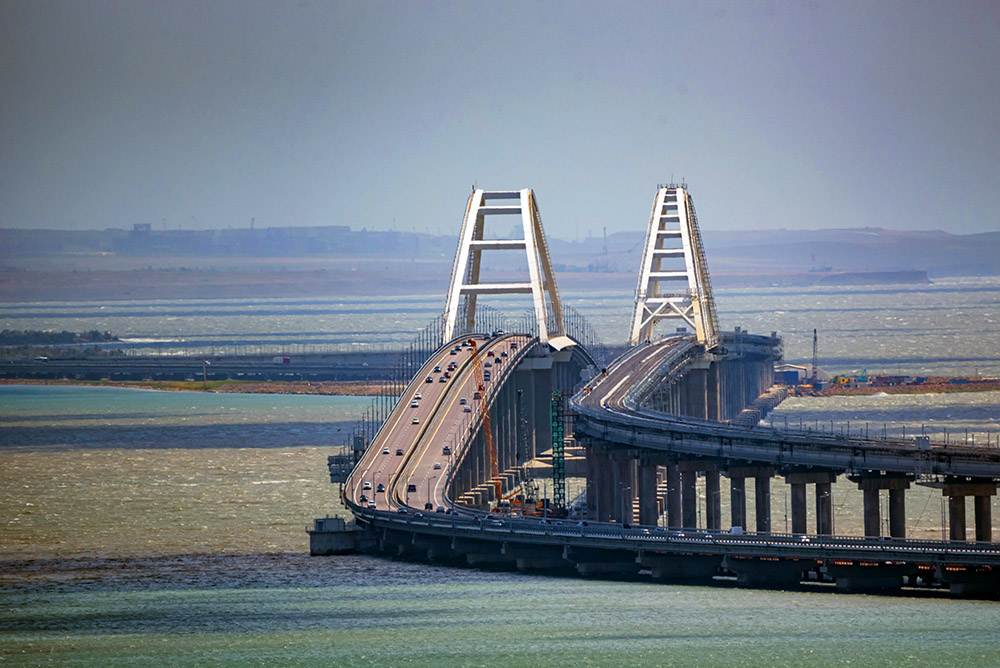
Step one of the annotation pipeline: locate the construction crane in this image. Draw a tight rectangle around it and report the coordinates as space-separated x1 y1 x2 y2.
812 328 819 383
468 338 501 505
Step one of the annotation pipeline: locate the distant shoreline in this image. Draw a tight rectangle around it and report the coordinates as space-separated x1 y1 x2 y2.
0 378 389 396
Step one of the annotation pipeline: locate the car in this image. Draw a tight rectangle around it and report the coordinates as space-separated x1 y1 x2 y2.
484 361 492 367
362 481 372 490
463 406 472 413
486 351 495 357
359 494 367 503
436 506 446 513
798 535 811 543
459 398 467 405
397 508 407 514
396 448 404 456
407 483 417 492
450 350 458 355
433 365 441 372
510 342 518 350
414 512 424 519
473 391 481 400
410 400 419 408
424 502 433 510
484 372 491 381
501 351 508 358
439 376 447 383
413 393 422 400
442 446 451 455
433 462 441 470
367 501 377 509
376 483 384 492
382 447 390 455
425 376 433 383
443 372 451 379
494 357 502 365
412 417 420 424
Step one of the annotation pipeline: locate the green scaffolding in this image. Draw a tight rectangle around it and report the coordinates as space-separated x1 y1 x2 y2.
550 391 565 508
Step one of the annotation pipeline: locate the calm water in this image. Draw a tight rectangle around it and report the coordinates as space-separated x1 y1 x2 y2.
3 279 1000 665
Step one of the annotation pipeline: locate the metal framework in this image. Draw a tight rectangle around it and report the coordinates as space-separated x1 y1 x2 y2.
629 184 720 348
443 189 564 343
550 391 566 508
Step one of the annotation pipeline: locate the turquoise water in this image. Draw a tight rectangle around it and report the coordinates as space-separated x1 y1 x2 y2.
4 558 1000 667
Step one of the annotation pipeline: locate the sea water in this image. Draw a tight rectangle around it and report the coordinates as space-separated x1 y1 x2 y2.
4 278 1000 665
3 385 1000 666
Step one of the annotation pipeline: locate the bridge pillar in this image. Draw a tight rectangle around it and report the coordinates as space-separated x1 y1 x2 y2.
533 366 554 458
949 495 967 541
705 470 721 531
789 482 807 535
863 487 881 538
852 474 912 538
943 480 996 542
974 495 993 543
816 481 834 536
681 469 698 529
706 362 721 421
612 455 636 524
785 472 837 536
591 445 614 523
754 474 771 533
685 368 708 419
888 488 906 539
638 459 659 526
666 465 682 529
729 476 747 531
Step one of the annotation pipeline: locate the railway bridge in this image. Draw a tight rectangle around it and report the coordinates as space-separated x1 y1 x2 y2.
319 185 1000 596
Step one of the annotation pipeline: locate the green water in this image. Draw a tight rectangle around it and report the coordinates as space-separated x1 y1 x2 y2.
3 385 1000 667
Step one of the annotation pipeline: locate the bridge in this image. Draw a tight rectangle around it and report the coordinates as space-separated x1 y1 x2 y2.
315 185 1000 596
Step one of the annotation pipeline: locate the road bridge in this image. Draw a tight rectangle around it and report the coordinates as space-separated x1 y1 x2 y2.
320 185 1000 597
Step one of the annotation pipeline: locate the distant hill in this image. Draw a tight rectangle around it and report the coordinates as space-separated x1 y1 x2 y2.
0 225 997 301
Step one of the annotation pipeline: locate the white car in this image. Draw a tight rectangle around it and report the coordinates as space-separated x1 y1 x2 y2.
433 462 441 470
362 481 372 490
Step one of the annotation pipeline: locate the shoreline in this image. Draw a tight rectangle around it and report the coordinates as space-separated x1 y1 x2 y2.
0 378 390 396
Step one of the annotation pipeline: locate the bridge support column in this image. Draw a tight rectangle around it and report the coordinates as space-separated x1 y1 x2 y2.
705 470 721 532
681 469 698 529
943 480 996 542
949 495 966 541
685 367 708 419
888 488 906 539
729 476 747 531
638 459 659 526
706 363 720 421
789 482 807 535
863 487 881 538
666 465 682 529
852 473 912 538
974 495 993 542
755 474 771 533
816 481 834 536
593 446 614 523
585 445 598 520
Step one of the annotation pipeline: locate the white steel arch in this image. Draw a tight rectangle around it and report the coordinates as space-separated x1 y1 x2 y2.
443 189 564 343
629 184 719 348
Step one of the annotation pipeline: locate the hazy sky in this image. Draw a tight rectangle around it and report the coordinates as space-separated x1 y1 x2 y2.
3 0 999 238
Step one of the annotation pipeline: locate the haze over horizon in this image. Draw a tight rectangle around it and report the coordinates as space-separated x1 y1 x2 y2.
3 1 999 238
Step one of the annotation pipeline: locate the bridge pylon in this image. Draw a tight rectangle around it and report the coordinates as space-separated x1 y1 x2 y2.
443 189 564 343
629 184 720 348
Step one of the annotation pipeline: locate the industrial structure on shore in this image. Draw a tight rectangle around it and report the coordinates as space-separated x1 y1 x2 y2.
314 185 1000 597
